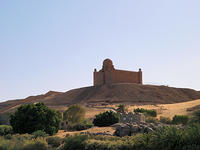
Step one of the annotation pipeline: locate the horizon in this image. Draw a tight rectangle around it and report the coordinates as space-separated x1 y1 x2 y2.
0 0 200 102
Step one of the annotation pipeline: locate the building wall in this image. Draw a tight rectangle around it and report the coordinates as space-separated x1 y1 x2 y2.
94 69 142 86
111 70 142 84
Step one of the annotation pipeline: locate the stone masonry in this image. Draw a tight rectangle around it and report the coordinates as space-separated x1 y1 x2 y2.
93 59 142 86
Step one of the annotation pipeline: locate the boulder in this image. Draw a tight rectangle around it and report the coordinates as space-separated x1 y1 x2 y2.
112 122 164 137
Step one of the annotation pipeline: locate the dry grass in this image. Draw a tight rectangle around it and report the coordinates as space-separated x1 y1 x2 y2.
56 127 115 138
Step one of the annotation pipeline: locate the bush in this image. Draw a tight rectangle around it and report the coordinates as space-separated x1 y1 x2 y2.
23 138 48 150
61 134 88 150
0 134 48 150
190 109 200 124
0 125 13 136
10 102 62 135
145 117 159 123
116 104 128 113
93 111 120 127
149 126 185 150
0 113 11 125
46 136 63 148
134 108 157 117
160 116 172 124
68 119 94 131
63 105 86 124
32 130 48 138
172 115 189 125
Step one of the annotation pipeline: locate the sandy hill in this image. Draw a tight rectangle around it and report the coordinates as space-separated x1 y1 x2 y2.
1 83 200 114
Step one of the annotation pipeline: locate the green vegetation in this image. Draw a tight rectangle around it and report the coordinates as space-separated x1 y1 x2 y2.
0 113 11 125
63 105 93 131
159 116 172 124
190 109 200 124
68 119 94 131
63 105 86 124
0 125 13 136
145 117 159 123
1 117 200 150
59 124 200 150
60 134 88 150
116 104 128 113
93 111 120 127
46 136 63 148
134 108 157 117
172 115 189 125
10 102 62 135
32 130 49 138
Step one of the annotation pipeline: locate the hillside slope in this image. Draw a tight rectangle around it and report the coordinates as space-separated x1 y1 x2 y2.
44 83 200 106
1 83 200 113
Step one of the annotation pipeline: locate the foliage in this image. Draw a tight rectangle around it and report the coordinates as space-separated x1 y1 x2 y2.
0 134 48 150
63 105 93 131
172 115 189 125
10 102 62 135
0 113 11 125
2 124 200 150
32 130 49 138
145 117 159 123
190 109 200 124
46 136 63 148
63 105 86 124
93 111 120 127
160 116 172 124
0 125 13 136
22 138 48 150
67 119 94 131
134 108 157 117
116 104 128 113
60 134 88 150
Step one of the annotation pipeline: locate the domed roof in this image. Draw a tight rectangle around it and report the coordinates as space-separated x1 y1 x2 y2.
102 58 114 71
103 58 113 66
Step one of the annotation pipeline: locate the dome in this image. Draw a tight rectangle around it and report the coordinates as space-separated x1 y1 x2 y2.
102 58 114 71
103 59 113 66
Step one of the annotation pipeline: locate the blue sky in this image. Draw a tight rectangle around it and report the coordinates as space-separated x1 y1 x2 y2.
0 0 200 101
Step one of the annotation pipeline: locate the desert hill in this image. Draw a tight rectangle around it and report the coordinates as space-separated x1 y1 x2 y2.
1 83 200 113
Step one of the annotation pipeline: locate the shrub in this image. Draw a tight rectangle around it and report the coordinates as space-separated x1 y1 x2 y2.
0 113 11 125
32 130 48 138
116 104 128 113
160 116 172 124
61 134 88 150
63 105 86 124
10 102 62 135
93 111 120 127
145 117 159 123
0 125 13 136
134 108 157 117
172 115 189 125
23 138 48 150
149 126 185 150
46 136 63 148
190 109 200 124
68 119 94 131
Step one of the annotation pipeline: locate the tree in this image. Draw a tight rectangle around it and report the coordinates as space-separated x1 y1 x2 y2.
116 104 128 113
63 105 86 124
10 103 62 135
93 111 120 127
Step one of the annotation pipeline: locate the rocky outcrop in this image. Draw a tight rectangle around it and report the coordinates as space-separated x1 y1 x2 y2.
118 112 145 123
112 122 164 137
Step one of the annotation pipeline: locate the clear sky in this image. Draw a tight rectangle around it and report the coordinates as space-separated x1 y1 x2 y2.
0 0 200 102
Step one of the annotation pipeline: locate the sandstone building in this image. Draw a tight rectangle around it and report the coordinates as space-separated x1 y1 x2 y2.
93 59 142 86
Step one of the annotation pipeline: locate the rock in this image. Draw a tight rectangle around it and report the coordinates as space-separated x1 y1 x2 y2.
112 122 166 137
